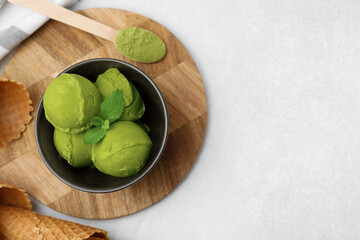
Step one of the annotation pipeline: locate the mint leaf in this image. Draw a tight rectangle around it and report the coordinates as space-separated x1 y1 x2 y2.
90 116 104 126
83 126 106 145
102 119 110 130
84 91 125 145
100 90 125 123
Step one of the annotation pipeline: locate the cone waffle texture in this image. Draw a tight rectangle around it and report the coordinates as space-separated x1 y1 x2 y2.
0 181 109 239
37 214 109 240
0 180 31 209
0 205 41 240
0 78 33 148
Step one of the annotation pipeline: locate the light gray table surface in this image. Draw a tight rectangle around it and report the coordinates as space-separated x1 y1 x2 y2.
2 0 360 239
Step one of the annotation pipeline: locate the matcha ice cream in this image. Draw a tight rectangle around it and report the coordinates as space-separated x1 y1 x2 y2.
44 73 102 133
115 27 166 63
95 68 133 106
45 68 153 178
92 121 152 177
95 68 145 121
54 129 92 167
121 84 145 121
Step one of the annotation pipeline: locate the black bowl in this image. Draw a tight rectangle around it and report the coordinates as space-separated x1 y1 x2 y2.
35 58 169 193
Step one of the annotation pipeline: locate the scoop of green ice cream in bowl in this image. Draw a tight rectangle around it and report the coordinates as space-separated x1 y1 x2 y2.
35 58 168 193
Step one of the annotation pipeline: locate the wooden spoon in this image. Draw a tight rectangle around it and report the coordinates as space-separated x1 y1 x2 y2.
7 0 166 63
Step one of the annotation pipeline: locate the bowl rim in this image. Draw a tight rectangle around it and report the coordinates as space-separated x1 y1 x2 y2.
35 58 169 193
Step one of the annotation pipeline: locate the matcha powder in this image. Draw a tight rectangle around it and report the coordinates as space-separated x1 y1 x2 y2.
115 27 166 63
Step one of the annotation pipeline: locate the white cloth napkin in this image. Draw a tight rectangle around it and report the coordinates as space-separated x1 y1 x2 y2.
0 0 80 60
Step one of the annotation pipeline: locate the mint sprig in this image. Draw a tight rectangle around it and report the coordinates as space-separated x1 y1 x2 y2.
102 119 110 130
100 90 125 124
83 90 125 145
90 116 104 126
83 126 106 145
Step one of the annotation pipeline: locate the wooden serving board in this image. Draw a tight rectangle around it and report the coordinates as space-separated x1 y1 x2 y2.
0 8 207 219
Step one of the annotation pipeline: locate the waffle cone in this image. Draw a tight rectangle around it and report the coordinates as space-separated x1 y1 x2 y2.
0 180 31 209
0 78 33 148
0 181 109 239
0 205 41 240
37 214 109 240
0 206 109 240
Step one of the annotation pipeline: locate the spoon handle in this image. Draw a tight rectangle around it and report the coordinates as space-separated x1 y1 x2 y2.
7 0 119 42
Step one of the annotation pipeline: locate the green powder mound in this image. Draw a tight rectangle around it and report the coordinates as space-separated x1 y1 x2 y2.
115 27 166 63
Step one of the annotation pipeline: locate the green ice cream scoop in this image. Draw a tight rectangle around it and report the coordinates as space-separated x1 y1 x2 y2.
120 84 145 121
54 129 92 167
95 68 145 121
44 73 102 133
92 121 153 177
95 68 133 107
